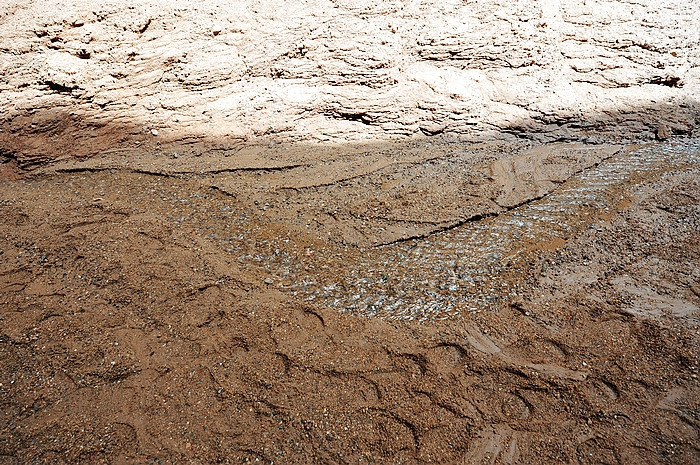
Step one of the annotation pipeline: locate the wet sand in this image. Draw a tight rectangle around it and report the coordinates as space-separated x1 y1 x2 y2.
1 139 699 463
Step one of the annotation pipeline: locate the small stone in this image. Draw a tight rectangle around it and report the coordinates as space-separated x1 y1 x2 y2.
173 152 179 158
151 129 159 136
419 122 446 136
264 278 274 284
656 124 671 140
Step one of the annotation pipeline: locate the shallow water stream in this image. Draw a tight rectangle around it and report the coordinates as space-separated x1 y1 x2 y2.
257 140 700 321
38 139 699 323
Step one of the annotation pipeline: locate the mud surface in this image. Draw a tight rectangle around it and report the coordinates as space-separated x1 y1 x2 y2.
1 139 699 464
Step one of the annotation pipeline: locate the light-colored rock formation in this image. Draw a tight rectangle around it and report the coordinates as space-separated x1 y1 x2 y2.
1 0 698 167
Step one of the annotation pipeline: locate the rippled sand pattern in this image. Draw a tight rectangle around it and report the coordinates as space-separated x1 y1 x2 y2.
278 140 700 321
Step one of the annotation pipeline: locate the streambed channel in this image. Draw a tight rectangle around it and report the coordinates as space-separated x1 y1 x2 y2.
247 139 700 321
32 139 699 323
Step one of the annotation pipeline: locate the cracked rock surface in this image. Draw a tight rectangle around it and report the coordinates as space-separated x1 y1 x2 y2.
1 0 699 167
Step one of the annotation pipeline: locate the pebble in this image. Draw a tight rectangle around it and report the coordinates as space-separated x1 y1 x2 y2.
264 278 274 284
151 129 159 136
656 124 671 140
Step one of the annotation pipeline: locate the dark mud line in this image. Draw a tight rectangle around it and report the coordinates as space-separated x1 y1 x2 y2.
376 146 624 248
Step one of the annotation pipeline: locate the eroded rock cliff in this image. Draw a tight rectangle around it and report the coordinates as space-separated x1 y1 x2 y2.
1 0 699 167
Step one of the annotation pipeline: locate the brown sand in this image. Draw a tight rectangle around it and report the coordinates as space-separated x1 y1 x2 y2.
1 138 698 464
